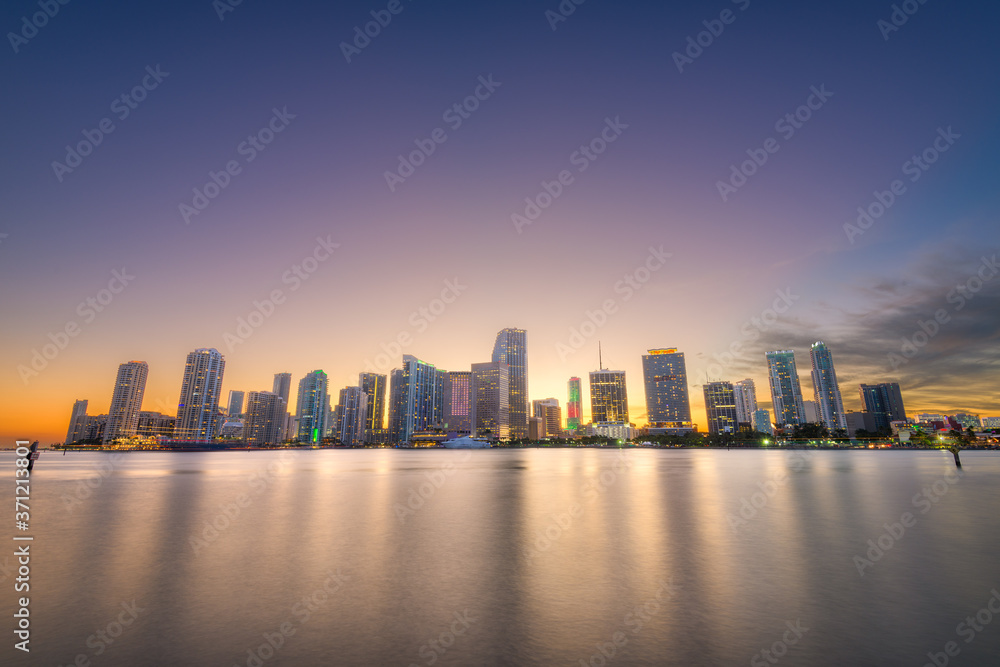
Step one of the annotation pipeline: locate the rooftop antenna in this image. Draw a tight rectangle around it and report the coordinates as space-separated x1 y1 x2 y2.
599 341 603 370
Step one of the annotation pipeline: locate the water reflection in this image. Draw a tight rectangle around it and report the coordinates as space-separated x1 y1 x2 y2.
3 449 998 666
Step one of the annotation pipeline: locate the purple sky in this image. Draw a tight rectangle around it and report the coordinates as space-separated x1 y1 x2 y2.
2 0 998 441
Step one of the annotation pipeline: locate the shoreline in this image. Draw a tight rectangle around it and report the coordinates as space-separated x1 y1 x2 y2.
3 444 998 453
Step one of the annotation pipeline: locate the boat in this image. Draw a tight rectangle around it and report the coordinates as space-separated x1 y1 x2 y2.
441 436 492 449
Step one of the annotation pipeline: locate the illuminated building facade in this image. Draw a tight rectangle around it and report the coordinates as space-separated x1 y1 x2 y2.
810 342 847 431
245 391 285 447
567 377 582 431
472 361 509 440
590 369 628 424
733 379 758 427
387 356 446 443
359 372 387 441
176 348 226 441
335 386 369 447
104 361 149 444
532 398 562 437
704 381 739 434
766 350 806 427
296 370 330 443
641 348 690 426
444 371 472 436
492 328 528 439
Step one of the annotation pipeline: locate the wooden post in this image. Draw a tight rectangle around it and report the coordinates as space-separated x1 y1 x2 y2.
948 446 962 468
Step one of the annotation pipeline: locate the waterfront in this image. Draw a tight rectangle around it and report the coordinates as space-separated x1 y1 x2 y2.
3 449 999 666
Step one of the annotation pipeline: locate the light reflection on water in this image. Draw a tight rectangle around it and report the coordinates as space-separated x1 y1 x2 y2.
3 449 999 666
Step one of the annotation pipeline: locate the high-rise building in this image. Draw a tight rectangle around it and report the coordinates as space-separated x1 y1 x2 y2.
272 373 292 405
810 342 847 431
136 411 175 438
335 386 369 447
492 328 528 440
472 361 510 440
802 400 819 423
858 385 887 431
176 349 226 441
227 390 245 417
982 417 1000 429
359 372 387 441
733 379 758 426
296 370 330 443
590 369 629 424
443 371 472 436
704 381 739 435
641 348 690 426
387 356 446 443
532 398 562 437
880 383 906 422
65 399 89 445
567 377 582 432
859 382 906 431
753 409 774 435
766 350 806 427
244 391 285 447
388 368 406 443
104 361 149 444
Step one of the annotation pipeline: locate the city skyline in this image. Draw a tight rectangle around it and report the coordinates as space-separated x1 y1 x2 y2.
4 3 998 665
50 334 992 445
2 1 998 444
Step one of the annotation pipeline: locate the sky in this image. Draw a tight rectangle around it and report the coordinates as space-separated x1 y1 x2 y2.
2 0 998 443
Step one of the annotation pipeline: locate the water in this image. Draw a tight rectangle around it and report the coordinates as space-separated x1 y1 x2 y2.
3 448 999 666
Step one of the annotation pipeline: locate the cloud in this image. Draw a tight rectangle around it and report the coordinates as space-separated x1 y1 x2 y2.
710 246 1000 416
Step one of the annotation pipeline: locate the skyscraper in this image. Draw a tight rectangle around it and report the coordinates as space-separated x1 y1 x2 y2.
244 391 285 447
335 386 369 447
590 369 629 424
810 342 847 431
387 356 446 443
766 350 806 427
472 361 510 439
532 398 562 437
641 348 690 426
567 377 582 432
388 368 406 443
65 399 89 445
802 400 820 423
176 348 226 441
704 381 739 434
227 390 245 417
296 370 331 443
492 328 528 440
733 379 758 426
103 361 149 444
859 382 906 431
443 370 472 436
359 372 387 441
753 409 774 435
272 373 292 405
